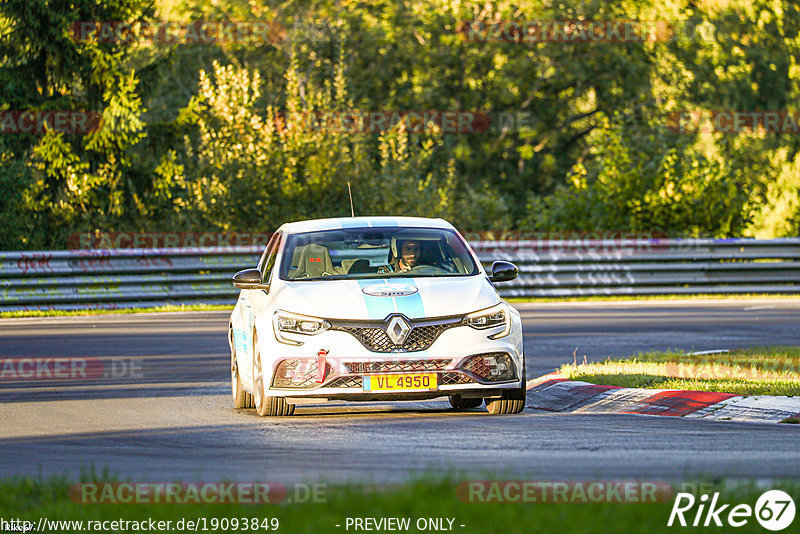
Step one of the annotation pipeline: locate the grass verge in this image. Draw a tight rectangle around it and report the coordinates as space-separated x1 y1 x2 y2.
0 304 233 319
1 475 797 534
560 346 800 396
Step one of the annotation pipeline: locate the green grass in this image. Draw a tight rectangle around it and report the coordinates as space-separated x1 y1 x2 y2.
561 346 800 396
0 304 233 319
1 475 798 534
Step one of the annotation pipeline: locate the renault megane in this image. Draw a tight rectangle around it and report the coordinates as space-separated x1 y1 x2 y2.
228 216 525 416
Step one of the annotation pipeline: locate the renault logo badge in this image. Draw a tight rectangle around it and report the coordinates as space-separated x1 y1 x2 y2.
385 315 411 345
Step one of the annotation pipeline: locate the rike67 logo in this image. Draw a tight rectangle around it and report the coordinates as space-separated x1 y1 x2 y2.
668 490 796 531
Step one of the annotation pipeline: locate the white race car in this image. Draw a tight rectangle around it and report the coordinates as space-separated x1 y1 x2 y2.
228 216 525 416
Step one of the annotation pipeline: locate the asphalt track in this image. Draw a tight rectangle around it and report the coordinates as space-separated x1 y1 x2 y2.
1 299 799 484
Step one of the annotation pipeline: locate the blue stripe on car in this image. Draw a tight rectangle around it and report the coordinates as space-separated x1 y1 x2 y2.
357 279 431 356
233 329 248 353
357 279 424 320
357 279 396 320
392 279 424 319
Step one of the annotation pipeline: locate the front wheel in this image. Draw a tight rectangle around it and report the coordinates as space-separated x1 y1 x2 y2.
484 361 526 415
252 332 295 417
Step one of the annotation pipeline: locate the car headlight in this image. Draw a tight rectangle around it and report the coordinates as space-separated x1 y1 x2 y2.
463 304 511 339
273 310 331 345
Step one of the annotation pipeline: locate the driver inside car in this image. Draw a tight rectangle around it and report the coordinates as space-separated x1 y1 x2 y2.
379 239 424 273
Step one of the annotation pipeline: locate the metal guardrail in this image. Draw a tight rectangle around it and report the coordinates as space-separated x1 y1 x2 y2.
1 238 799 311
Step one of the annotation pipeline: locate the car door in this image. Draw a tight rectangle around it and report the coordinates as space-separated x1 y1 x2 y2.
239 231 283 388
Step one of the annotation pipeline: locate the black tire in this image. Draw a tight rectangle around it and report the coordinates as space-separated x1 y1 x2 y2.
252 332 295 417
484 359 526 415
484 395 525 415
230 327 253 409
448 395 483 410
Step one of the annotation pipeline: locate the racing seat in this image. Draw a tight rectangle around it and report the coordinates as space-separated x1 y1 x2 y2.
291 244 336 278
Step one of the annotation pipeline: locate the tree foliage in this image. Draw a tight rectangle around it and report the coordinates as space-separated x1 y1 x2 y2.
1 0 799 249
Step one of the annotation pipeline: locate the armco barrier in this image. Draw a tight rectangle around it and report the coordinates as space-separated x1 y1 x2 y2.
1 238 799 311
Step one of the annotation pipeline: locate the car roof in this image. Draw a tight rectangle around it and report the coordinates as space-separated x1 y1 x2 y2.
278 216 456 234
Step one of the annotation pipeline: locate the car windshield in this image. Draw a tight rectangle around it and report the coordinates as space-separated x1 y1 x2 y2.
279 227 479 280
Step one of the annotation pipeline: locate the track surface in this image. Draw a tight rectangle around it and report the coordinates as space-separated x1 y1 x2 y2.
1 299 799 483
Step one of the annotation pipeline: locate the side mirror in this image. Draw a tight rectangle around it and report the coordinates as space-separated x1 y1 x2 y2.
232 268 266 290
489 261 518 283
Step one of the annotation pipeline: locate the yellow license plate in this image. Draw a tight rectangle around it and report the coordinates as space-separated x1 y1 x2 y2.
363 373 438 391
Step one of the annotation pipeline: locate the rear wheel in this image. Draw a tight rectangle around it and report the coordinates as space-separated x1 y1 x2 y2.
484 360 526 415
252 332 295 417
448 395 483 410
230 327 253 409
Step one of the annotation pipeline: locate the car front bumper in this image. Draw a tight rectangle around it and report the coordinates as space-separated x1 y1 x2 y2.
258 321 525 402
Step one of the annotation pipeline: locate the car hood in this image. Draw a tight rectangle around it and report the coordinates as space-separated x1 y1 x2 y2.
273 276 500 320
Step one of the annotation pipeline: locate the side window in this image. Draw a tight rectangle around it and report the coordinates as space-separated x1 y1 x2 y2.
260 232 283 283
257 232 280 272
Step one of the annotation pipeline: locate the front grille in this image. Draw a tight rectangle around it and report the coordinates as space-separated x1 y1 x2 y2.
404 324 453 351
324 376 363 388
338 326 396 352
344 359 451 373
440 372 475 385
333 316 460 353
272 359 335 389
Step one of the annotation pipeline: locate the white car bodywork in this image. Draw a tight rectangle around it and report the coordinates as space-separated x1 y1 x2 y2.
228 216 525 415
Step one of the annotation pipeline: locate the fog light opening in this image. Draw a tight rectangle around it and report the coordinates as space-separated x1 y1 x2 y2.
462 353 516 382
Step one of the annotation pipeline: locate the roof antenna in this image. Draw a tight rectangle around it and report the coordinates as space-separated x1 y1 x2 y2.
347 182 355 217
